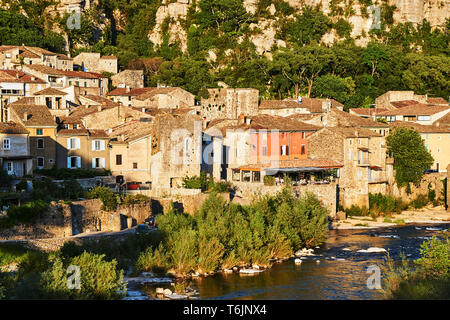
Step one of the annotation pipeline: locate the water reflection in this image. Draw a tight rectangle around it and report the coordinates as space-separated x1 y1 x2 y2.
192 223 449 300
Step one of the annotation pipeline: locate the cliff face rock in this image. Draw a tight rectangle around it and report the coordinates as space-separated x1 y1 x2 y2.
148 1 190 52
25 0 450 54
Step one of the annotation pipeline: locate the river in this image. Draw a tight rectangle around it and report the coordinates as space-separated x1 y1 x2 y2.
188 223 449 300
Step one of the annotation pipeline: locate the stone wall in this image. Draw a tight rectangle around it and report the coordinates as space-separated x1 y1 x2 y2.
71 199 152 235
151 192 230 215
0 201 72 241
232 182 338 217
112 70 144 89
387 172 447 203
201 88 259 121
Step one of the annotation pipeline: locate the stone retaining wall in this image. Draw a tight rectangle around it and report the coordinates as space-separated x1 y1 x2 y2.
387 172 447 203
232 182 338 217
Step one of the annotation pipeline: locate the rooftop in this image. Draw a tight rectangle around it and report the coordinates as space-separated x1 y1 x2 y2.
9 104 56 127
0 70 45 83
377 104 450 116
33 87 68 96
107 87 155 96
235 159 343 171
389 121 450 133
0 122 28 134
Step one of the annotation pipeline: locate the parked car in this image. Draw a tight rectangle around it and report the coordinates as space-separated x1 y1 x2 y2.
136 224 151 234
125 181 141 190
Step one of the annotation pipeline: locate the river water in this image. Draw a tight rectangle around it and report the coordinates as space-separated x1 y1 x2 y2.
190 223 449 300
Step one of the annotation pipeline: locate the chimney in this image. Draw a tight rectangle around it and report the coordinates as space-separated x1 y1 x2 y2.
120 134 125 141
23 110 28 122
142 107 146 113
98 106 102 112
297 96 302 104
126 86 131 93
239 114 245 124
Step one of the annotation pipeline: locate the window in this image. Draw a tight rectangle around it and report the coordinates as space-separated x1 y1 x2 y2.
36 128 43 135
37 138 44 149
301 145 306 155
2 138 10 150
116 154 122 165
6 162 13 174
302 132 306 139
281 145 289 156
92 158 105 169
418 115 431 121
133 162 138 169
67 138 80 150
262 146 268 156
67 156 81 169
37 157 45 169
92 140 105 151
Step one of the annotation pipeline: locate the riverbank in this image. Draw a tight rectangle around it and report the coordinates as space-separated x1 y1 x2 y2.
332 206 450 230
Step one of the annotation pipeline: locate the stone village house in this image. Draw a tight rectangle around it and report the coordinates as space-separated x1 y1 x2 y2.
307 127 388 209
0 122 32 177
8 104 57 170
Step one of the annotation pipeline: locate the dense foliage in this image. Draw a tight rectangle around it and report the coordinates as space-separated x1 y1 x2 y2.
386 127 434 188
136 186 329 275
383 233 450 299
2 1 448 104
0 246 126 300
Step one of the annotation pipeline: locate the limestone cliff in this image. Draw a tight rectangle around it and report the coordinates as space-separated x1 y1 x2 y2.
8 0 449 54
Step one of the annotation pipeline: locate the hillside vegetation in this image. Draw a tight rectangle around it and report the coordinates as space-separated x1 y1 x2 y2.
0 0 448 106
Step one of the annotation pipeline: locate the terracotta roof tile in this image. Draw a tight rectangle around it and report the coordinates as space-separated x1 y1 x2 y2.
33 87 68 96
0 122 28 134
378 104 450 116
107 88 155 96
9 104 56 127
389 121 450 133
0 70 45 83
426 97 448 105
390 100 420 108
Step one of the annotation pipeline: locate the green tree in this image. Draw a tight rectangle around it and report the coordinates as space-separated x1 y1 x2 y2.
311 74 355 104
386 127 434 187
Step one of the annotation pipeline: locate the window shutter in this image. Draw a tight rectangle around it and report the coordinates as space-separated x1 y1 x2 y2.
76 138 80 150
101 140 105 151
92 158 96 168
101 158 105 168
76 157 81 168
67 138 71 149
67 157 71 169
92 141 96 151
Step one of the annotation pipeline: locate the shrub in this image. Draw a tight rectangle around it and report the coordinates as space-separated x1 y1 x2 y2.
86 186 119 211
263 176 275 186
383 234 450 299
182 172 211 191
122 194 151 206
211 181 231 193
410 194 429 209
15 180 28 192
344 205 369 217
40 252 126 300
6 200 48 225
135 243 168 273
369 193 407 215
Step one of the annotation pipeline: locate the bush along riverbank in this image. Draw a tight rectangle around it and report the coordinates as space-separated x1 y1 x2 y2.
382 230 450 299
0 185 329 300
136 185 329 278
